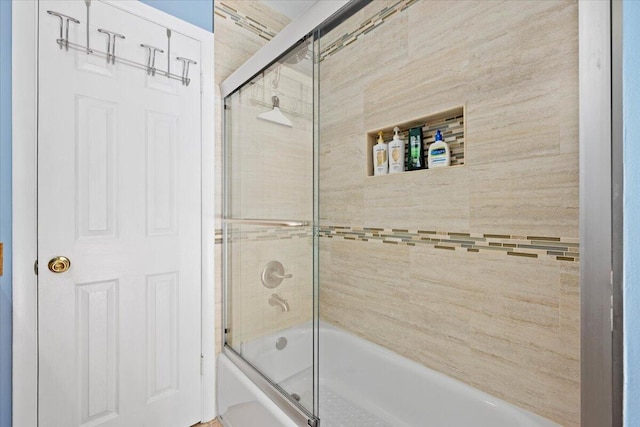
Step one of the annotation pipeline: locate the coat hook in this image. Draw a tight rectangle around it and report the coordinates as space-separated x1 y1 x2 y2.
99 29 125 64
176 57 197 86
110 33 125 64
140 44 164 76
47 11 80 51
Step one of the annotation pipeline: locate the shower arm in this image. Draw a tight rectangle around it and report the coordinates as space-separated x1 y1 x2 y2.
270 65 282 90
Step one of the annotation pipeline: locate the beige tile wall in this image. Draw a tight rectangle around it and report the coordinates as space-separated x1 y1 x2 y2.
318 1 579 426
226 230 313 347
214 1 292 353
224 60 314 346
226 64 313 220
214 0 580 425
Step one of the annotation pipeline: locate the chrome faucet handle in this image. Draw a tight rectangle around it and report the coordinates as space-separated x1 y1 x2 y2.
261 261 293 288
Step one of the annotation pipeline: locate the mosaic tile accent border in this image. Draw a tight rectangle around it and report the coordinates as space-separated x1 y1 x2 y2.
215 226 579 262
215 2 280 41
215 0 420 62
318 226 580 262
319 0 418 62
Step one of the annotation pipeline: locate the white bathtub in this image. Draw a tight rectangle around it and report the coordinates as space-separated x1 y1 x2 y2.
218 322 560 427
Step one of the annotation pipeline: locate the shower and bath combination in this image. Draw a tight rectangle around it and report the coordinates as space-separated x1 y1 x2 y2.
218 0 615 426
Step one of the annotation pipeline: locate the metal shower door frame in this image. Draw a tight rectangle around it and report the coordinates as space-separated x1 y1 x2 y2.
581 1 623 426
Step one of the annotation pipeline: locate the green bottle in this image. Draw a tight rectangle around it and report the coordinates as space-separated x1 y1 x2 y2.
407 126 425 170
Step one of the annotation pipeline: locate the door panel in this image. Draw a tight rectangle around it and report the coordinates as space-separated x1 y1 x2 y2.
146 111 179 237
77 280 118 426
76 96 118 239
37 1 202 426
146 272 179 403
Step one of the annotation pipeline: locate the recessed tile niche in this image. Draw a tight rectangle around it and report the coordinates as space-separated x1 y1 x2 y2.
366 106 465 177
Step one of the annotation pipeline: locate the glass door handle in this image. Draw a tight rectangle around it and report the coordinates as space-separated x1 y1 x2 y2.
223 218 308 227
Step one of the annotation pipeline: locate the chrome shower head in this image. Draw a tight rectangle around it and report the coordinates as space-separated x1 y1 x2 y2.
257 96 293 128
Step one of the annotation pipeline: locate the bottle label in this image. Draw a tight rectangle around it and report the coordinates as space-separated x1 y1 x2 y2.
431 148 446 156
376 147 387 166
410 136 421 166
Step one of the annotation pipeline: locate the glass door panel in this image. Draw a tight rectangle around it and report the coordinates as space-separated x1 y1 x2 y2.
223 39 316 415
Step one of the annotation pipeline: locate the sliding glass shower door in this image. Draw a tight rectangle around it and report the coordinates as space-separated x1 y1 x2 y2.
222 38 317 419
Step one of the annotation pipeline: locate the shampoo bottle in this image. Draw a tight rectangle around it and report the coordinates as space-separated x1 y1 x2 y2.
427 129 451 168
388 126 405 174
407 126 425 170
372 131 388 175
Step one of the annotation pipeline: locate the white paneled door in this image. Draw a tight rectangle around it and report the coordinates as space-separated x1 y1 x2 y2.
37 1 202 426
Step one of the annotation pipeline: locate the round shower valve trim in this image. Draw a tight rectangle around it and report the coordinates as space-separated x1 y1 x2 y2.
261 260 293 288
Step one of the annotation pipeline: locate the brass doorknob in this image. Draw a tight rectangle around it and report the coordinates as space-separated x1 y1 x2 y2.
48 256 71 273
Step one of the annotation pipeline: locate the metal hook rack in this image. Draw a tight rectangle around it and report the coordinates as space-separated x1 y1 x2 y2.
47 9 197 86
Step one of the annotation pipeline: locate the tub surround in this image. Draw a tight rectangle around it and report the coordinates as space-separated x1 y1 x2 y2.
320 238 579 426
216 0 581 425
318 0 579 425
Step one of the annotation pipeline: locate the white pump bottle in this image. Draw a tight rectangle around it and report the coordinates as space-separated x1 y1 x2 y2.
388 126 405 174
427 129 451 168
372 131 388 175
